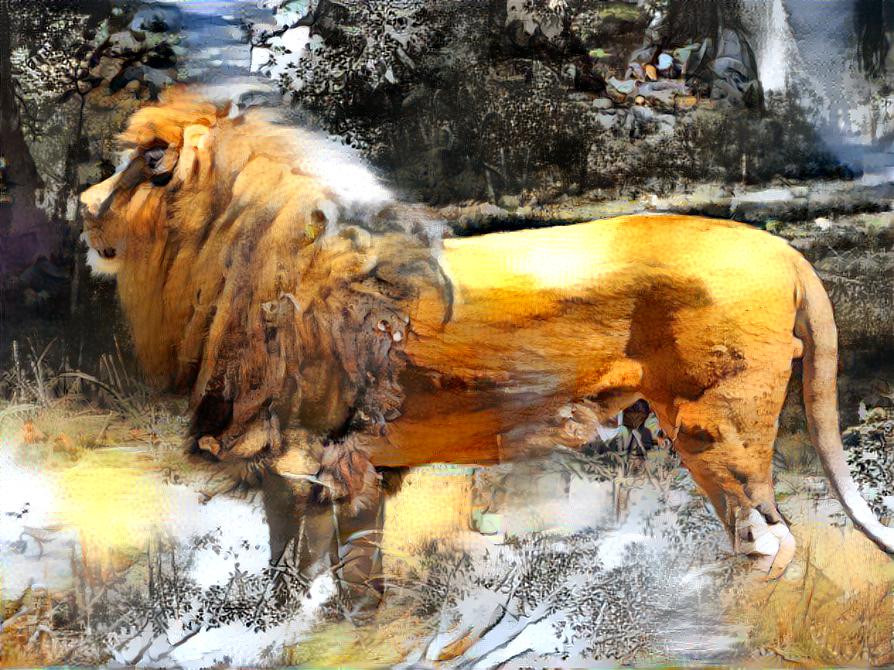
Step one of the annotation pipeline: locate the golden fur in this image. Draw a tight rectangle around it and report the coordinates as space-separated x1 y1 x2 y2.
81 88 894 583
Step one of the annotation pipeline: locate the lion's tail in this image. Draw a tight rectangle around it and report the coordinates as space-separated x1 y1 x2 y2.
795 257 894 554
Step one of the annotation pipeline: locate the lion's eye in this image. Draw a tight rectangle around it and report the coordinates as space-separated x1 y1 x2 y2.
144 147 166 170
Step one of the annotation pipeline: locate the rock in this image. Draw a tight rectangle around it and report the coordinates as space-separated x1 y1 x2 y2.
631 105 654 124
656 52 674 74
628 45 657 65
498 194 521 209
592 97 613 110
640 87 676 110
91 56 124 82
567 91 593 103
730 187 808 223
109 65 145 93
675 95 698 111
143 67 174 88
644 64 657 81
144 43 178 70
131 4 182 33
693 29 763 109
607 76 638 102
592 111 620 130
626 62 645 81
673 43 702 76
654 113 676 133
109 30 142 53
607 77 637 95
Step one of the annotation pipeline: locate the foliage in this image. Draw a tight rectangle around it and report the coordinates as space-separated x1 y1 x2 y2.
402 529 728 664
844 395 894 519
250 0 842 203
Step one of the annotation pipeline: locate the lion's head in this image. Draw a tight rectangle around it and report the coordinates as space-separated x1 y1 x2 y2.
80 86 448 464
80 87 393 277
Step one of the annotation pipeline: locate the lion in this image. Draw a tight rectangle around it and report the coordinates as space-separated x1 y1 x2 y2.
80 87 894 614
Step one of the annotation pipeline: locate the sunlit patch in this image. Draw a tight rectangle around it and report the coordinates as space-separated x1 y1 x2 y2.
54 451 168 551
442 222 618 292
287 128 393 214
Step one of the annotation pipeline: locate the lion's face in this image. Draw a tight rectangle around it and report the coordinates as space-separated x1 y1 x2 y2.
80 93 226 277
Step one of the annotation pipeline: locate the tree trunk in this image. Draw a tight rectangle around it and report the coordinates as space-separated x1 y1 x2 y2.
0 0 54 277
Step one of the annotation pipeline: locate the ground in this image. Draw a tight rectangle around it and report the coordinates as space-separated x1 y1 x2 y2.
1 356 892 667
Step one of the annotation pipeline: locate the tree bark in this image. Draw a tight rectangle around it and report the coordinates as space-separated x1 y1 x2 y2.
0 0 54 277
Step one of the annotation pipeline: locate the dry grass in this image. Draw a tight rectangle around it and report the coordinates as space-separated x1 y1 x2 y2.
0 587 65 667
773 433 821 477
737 522 894 667
281 607 433 667
3 342 893 667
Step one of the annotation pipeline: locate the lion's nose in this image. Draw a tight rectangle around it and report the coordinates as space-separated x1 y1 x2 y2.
80 186 107 218
80 175 120 218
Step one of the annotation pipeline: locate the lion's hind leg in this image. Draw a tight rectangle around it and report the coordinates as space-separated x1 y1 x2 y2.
673 386 796 579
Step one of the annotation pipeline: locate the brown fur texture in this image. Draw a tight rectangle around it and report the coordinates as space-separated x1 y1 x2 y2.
80 87 446 508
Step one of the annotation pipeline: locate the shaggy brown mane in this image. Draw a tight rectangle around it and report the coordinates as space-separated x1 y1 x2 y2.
88 88 449 501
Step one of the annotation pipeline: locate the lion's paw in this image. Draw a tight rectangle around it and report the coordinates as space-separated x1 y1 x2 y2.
737 508 796 579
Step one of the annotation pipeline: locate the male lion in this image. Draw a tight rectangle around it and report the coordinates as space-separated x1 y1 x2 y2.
80 88 894 613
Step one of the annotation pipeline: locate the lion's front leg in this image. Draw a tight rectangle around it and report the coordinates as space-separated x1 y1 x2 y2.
333 494 386 618
264 439 389 617
261 472 336 583
672 388 797 580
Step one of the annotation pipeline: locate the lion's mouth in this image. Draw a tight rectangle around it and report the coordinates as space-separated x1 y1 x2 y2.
82 232 121 278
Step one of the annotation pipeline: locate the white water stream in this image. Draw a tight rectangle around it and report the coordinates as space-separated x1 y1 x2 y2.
741 0 894 180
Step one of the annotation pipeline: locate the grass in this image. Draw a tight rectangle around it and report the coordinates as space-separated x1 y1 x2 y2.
282 609 433 667
773 433 821 476
2 339 894 667
736 522 894 667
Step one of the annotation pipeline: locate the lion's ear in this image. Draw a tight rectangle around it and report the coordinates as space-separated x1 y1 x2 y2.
177 124 212 182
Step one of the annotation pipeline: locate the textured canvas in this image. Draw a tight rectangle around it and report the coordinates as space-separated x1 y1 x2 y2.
2 1 894 667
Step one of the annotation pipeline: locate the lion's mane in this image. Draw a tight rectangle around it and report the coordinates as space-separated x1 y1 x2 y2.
106 89 449 501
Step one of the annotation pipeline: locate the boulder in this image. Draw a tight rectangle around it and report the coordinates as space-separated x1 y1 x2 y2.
109 30 143 53
688 29 763 109
606 76 637 102
592 111 621 130
130 4 183 33
640 87 676 110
